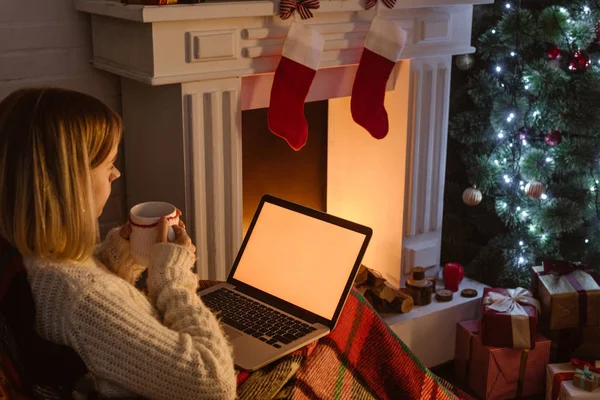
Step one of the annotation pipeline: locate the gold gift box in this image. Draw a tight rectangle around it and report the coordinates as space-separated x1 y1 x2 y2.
532 266 600 330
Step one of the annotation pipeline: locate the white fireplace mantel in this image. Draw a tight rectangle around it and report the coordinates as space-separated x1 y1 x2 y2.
76 0 491 286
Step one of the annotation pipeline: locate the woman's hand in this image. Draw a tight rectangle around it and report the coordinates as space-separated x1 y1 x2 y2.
157 215 196 255
119 223 132 240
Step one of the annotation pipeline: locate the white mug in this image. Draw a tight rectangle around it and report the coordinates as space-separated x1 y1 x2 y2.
129 201 179 266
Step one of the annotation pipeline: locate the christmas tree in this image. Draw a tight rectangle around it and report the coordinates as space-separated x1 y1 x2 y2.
444 0 600 287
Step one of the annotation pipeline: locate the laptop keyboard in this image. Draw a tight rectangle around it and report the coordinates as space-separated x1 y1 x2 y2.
200 288 317 349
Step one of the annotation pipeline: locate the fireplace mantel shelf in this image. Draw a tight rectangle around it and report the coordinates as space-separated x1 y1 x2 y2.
76 0 491 86
76 0 492 23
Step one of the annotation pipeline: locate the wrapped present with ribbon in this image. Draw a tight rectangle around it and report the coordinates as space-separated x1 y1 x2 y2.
531 261 600 330
546 359 600 400
481 287 541 349
573 365 600 392
455 320 550 399
455 320 479 381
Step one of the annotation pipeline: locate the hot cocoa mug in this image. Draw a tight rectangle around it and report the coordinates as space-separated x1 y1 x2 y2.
129 202 179 266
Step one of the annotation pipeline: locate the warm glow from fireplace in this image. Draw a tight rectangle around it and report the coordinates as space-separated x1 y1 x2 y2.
240 62 410 287
327 62 410 288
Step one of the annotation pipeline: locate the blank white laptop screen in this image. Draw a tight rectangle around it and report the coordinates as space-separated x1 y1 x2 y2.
232 202 367 320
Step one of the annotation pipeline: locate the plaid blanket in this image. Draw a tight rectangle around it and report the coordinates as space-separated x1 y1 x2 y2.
1 279 474 400
198 282 473 400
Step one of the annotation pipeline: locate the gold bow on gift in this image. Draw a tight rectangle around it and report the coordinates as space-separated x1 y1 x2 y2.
280 0 320 20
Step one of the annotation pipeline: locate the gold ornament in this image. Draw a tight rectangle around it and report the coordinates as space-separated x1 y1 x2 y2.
525 181 545 200
462 187 482 206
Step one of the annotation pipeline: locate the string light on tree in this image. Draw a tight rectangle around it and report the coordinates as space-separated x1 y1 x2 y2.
448 0 600 287
455 54 475 71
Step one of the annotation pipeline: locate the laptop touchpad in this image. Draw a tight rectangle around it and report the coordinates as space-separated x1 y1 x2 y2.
223 325 243 341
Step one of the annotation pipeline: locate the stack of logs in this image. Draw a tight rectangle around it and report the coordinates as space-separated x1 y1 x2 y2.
353 265 414 314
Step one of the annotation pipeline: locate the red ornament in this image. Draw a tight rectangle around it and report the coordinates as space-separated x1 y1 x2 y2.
545 129 562 147
546 44 561 60
443 262 465 292
568 51 591 72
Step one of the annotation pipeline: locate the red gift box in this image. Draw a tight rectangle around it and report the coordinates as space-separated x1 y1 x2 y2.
455 320 550 400
481 287 541 349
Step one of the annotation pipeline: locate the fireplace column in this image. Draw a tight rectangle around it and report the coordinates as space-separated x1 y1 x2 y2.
401 56 452 285
121 78 243 281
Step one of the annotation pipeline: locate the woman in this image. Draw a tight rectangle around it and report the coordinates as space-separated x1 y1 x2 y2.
0 88 236 399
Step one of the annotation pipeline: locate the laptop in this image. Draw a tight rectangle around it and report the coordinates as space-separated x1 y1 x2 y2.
198 195 372 371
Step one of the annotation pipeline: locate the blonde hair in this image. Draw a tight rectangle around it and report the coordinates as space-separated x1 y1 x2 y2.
0 88 122 261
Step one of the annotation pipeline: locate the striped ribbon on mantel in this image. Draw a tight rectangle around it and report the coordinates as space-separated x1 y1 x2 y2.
365 0 396 10
279 0 320 20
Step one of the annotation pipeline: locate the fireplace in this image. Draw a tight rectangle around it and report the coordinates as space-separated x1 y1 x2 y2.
75 0 487 288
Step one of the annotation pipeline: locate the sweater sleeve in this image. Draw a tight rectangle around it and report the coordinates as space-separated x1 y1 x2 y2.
66 244 237 400
94 228 146 285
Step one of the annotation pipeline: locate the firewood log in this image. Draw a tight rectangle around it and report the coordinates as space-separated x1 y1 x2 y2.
366 267 385 287
368 282 414 313
354 264 369 287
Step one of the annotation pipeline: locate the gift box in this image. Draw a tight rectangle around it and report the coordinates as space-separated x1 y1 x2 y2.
573 365 600 392
559 381 600 399
481 287 540 349
546 360 600 400
455 320 550 399
455 320 479 381
546 326 600 362
532 260 600 330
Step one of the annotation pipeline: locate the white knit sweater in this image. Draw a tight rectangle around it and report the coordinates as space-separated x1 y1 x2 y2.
23 228 237 400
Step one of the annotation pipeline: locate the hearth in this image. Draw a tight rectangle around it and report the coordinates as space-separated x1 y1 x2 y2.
75 0 490 287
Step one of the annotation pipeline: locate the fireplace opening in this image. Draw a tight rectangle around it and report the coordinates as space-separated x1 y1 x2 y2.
242 101 329 232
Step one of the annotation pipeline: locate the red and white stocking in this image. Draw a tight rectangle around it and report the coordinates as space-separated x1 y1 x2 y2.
351 16 407 139
268 22 324 151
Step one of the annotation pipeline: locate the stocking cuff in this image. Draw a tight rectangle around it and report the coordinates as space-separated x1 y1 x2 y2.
282 21 325 70
365 16 407 62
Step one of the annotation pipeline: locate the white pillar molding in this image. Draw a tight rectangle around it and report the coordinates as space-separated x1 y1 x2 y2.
121 78 242 281
182 79 243 281
402 56 452 285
